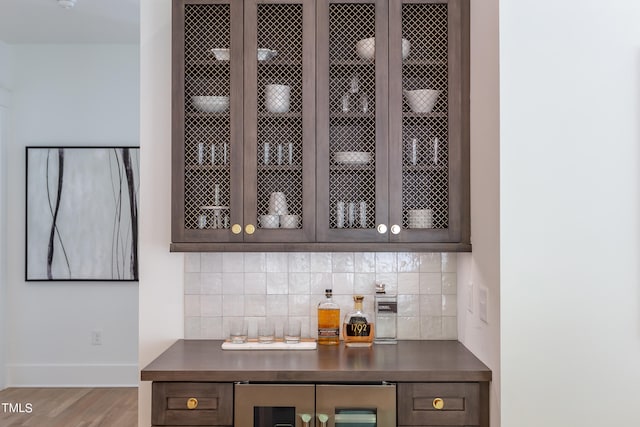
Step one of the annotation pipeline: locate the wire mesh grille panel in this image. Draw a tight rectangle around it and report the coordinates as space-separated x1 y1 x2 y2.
329 3 376 230
183 4 231 230
255 3 304 229
401 2 449 230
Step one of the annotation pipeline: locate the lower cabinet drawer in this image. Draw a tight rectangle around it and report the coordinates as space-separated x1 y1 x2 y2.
152 382 233 426
398 383 480 426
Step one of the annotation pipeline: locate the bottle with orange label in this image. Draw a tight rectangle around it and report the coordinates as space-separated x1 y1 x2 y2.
317 289 340 345
343 295 374 347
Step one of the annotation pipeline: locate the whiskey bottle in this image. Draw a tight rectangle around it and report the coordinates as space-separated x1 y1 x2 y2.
317 289 340 345
343 295 374 347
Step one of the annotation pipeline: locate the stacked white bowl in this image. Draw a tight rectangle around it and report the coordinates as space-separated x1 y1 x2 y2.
408 209 433 229
192 96 229 112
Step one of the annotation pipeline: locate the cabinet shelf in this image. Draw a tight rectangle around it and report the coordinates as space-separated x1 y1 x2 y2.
258 60 302 66
258 112 302 119
402 112 447 118
186 165 230 171
330 164 375 172
403 165 447 172
330 60 375 67
330 112 375 119
258 164 302 172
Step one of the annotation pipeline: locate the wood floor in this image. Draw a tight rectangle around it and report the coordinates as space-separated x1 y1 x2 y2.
0 387 137 427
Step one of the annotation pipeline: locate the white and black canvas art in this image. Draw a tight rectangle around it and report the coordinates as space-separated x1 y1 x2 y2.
26 147 139 281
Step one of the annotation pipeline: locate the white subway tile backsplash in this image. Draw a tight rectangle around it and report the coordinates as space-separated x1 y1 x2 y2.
245 273 267 294
222 273 244 294
375 252 397 273
442 273 457 295
398 316 421 339
223 252 244 272
398 294 420 316
354 273 376 295
201 273 223 294
332 253 355 272
419 273 442 295
354 252 376 273
201 295 222 317
288 294 310 316
266 272 289 294
185 295 201 317
266 253 288 272
441 252 457 273
245 294 267 316
419 253 441 272
288 253 310 273
441 294 457 316
397 253 420 273
421 316 442 339
332 272 355 295
398 273 420 294
289 273 311 294
201 317 223 339
201 253 223 272
222 295 245 317
266 294 289 317
421 295 442 316
185 253 201 272
184 252 457 341
244 253 266 273
310 252 332 272
184 272 202 294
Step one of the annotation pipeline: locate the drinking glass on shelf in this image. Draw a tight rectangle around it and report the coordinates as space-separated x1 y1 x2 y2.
359 201 367 228
336 201 345 228
258 319 275 344
285 319 301 344
348 202 356 228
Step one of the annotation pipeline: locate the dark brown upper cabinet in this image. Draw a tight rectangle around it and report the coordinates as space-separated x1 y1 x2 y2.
171 0 470 252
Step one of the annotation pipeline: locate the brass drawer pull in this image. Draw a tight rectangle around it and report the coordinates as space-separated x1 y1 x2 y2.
186 397 198 410
245 224 256 235
432 397 444 410
231 224 242 234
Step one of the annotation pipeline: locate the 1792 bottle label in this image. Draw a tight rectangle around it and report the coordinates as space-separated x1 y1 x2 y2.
345 316 371 337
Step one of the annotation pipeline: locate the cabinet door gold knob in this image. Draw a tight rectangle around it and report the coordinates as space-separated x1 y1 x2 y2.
186 397 198 410
433 397 444 410
377 224 387 234
231 224 242 234
390 224 401 234
245 224 256 235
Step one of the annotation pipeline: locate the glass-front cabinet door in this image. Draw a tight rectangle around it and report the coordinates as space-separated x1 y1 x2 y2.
244 0 316 243
173 0 315 245
173 0 244 243
316 0 389 243
388 0 469 243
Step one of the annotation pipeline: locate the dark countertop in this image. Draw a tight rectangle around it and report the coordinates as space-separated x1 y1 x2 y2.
141 340 492 383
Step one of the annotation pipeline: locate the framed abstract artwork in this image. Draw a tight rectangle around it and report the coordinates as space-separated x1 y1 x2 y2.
26 146 139 281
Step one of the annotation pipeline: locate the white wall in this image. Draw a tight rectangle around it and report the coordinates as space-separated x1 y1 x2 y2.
501 0 640 425
0 40 12 390
139 0 184 425
457 0 501 426
5 44 139 386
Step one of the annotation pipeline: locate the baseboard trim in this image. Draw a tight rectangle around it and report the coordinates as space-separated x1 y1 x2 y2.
6 363 138 387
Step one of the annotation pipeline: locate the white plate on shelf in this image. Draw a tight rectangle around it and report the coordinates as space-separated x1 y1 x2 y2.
201 206 229 210
210 48 230 61
333 151 372 164
257 48 278 61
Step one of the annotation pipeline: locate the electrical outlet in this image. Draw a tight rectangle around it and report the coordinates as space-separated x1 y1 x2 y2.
478 286 488 323
91 330 102 346
467 282 474 313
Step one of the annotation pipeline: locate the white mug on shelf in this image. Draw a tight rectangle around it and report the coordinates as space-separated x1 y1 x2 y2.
265 84 290 113
268 192 288 215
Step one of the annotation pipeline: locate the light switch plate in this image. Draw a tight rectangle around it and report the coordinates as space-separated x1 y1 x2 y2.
478 286 488 323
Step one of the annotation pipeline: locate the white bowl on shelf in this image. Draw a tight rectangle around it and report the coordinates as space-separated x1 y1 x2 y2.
192 96 230 113
334 151 372 165
210 48 230 61
403 89 440 113
355 37 410 60
258 48 278 61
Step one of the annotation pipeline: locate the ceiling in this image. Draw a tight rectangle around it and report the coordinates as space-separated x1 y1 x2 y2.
0 0 139 44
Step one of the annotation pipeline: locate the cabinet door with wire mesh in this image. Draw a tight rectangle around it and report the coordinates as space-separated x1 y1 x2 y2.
243 0 316 243
172 0 244 243
388 0 469 244
316 0 389 243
